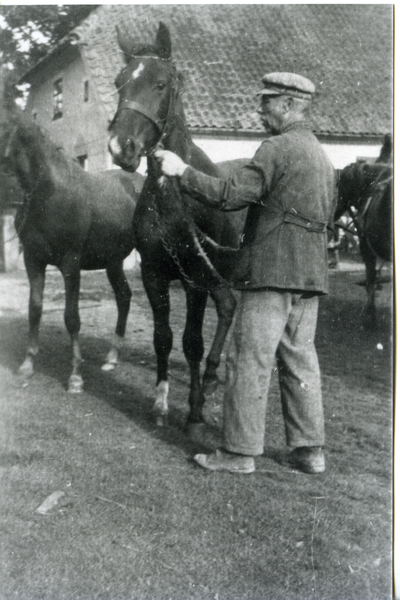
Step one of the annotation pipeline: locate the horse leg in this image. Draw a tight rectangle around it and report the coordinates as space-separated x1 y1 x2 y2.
181 286 208 427
102 261 132 371
60 255 84 393
359 236 377 327
141 265 173 425
202 286 237 396
18 253 46 379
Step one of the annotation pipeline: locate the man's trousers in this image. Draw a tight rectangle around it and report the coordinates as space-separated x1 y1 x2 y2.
223 289 325 456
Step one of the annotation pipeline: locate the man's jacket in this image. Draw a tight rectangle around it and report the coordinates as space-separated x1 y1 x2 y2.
180 122 337 293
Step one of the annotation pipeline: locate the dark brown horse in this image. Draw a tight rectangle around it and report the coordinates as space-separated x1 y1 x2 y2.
335 138 393 325
108 23 246 432
0 72 144 392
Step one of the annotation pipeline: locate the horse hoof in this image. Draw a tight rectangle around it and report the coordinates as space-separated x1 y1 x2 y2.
185 421 216 448
101 362 116 372
18 358 34 379
202 377 219 398
156 414 168 427
68 375 84 394
17 365 34 379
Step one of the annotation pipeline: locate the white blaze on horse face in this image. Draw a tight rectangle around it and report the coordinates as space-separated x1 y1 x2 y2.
131 62 145 81
109 135 123 157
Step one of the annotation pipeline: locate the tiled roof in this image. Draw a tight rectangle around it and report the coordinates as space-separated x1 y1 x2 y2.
32 4 394 137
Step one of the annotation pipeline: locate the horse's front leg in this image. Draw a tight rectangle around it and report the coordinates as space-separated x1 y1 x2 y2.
202 285 237 396
18 252 46 379
182 286 208 428
102 261 132 371
141 264 173 425
60 254 83 393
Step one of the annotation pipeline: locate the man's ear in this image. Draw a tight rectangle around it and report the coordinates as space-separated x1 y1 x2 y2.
283 97 294 113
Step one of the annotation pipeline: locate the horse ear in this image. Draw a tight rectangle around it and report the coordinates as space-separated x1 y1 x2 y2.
116 26 135 61
155 22 171 59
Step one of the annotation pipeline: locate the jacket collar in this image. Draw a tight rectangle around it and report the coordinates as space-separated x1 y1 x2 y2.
281 121 311 134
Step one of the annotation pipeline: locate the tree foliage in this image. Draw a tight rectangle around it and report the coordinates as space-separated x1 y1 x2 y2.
0 5 99 77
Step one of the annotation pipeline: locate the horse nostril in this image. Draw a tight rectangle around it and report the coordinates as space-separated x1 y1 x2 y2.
124 138 135 154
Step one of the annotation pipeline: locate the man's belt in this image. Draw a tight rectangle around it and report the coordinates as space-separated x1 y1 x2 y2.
283 211 328 233
240 209 328 248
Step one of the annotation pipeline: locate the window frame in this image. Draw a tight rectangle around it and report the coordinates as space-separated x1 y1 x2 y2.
52 77 63 121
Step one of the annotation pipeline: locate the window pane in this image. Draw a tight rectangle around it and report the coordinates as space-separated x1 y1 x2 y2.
53 78 63 120
84 80 89 102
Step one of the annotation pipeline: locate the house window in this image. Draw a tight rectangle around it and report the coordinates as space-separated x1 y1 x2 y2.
84 80 89 103
77 154 88 170
53 78 63 120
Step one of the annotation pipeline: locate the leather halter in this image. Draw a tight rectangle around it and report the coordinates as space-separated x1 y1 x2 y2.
118 99 165 133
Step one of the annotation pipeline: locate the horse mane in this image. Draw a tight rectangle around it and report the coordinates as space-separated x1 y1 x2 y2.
0 70 78 182
5 107 81 186
377 133 392 164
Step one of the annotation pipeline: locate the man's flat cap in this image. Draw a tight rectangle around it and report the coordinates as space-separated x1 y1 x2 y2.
257 72 315 100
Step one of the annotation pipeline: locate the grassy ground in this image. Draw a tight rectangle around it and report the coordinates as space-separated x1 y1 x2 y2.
0 259 393 600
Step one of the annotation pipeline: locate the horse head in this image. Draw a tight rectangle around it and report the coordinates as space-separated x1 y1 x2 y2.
0 103 59 200
108 22 183 172
336 160 392 220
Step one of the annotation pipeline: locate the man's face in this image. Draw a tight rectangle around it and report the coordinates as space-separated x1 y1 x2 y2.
257 95 288 134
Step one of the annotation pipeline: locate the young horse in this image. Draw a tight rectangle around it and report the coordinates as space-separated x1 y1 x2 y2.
0 78 144 392
335 142 393 325
108 23 246 432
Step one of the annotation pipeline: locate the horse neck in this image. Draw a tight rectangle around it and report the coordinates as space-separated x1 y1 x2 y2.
162 96 193 163
146 99 194 225
10 116 55 196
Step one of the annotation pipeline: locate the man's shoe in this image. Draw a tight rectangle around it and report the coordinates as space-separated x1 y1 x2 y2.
289 447 325 474
194 448 255 474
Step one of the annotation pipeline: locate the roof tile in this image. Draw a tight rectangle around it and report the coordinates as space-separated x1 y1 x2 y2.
34 4 395 136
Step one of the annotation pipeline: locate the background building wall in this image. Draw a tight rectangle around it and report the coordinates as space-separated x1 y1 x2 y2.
26 53 111 172
134 136 383 177
192 137 382 170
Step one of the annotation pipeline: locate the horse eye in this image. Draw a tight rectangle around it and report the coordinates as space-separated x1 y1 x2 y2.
155 83 166 91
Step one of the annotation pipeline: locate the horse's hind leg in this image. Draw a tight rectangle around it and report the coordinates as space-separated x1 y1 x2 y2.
102 261 132 371
18 253 46 379
141 264 173 425
182 286 208 427
202 286 237 396
60 255 83 393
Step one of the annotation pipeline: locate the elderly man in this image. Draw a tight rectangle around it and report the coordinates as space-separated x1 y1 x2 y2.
155 72 337 475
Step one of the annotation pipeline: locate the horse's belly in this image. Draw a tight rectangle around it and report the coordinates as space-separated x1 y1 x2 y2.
81 230 135 269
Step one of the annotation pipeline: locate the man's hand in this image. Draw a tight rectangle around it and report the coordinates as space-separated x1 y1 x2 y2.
154 149 188 177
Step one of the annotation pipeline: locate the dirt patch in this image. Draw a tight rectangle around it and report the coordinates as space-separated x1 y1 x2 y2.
0 260 393 600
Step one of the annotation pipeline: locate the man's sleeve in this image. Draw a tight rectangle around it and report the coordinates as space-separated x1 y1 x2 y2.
180 141 276 211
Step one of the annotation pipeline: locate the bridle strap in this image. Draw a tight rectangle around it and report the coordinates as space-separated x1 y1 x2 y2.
118 99 165 132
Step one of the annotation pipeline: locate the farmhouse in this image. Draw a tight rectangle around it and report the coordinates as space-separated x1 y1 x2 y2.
1 4 393 271
20 4 392 173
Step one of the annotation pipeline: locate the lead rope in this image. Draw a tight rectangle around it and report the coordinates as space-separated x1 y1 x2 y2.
119 61 237 290
152 172 235 291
